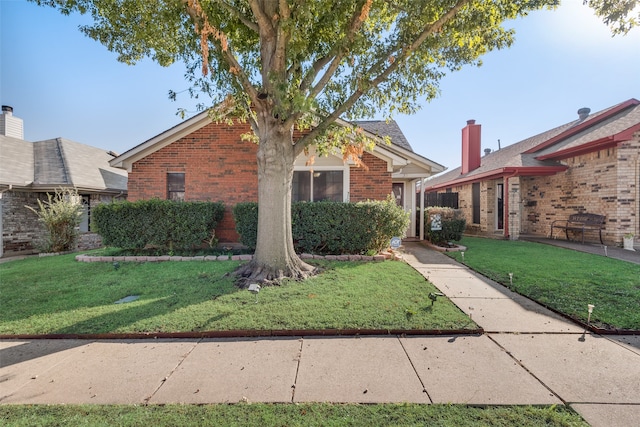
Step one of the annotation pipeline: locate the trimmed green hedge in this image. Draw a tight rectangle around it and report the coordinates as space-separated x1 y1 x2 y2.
424 207 466 245
92 199 225 250
234 197 409 254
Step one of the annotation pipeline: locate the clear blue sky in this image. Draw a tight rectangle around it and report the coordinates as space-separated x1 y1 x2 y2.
2 0 639 170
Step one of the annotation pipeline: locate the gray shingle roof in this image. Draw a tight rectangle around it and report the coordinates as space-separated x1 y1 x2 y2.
0 135 34 186
0 136 127 192
535 103 640 157
353 120 414 152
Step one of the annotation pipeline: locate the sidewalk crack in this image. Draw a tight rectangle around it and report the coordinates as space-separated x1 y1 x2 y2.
486 334 566 405
290 337 304 403
143 338 202 405
397 335 433 403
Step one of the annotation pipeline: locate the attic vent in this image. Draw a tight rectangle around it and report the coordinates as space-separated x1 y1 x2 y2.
577 107 590 120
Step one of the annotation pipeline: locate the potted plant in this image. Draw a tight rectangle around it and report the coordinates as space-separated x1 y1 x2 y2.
623 233 635 251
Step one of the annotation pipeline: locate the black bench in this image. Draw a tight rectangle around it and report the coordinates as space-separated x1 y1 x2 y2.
550 213 606 244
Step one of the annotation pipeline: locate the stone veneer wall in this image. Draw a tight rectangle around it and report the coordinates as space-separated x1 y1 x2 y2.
1 191 121 257
1 191 47 256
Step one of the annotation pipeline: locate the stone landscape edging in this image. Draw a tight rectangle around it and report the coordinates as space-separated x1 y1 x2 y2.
75 253 391 263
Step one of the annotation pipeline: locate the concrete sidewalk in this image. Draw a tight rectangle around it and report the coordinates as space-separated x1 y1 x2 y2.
1 243 639 427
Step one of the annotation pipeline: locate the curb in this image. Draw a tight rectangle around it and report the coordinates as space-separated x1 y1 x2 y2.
0 328 485 341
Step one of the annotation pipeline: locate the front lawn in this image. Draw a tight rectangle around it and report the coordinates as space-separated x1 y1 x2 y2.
447 237 640 331
0 254 474 335
0 403 587 426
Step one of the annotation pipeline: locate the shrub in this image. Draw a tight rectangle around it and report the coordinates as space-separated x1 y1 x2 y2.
25 187 83 253
234 196 409 254
92 199 225 251
424 207 466 245
232 202 259 250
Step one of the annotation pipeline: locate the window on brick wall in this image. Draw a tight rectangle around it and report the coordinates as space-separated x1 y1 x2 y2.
293 170 344 202
167 173 185 201
472 182 480 224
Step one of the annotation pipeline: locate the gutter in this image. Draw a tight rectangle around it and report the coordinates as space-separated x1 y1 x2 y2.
423 166 567 192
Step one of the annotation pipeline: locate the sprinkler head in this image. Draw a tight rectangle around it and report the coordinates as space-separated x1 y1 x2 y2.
428 292 444 306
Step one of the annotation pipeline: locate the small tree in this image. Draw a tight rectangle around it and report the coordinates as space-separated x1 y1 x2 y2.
26 187 84 253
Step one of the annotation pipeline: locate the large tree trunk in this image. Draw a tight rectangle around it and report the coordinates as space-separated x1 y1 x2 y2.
235 116 316 286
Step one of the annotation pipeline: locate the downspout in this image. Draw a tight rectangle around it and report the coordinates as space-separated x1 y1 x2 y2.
503 170 518 239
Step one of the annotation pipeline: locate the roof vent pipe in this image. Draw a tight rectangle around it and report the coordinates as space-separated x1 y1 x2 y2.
577 107 590 120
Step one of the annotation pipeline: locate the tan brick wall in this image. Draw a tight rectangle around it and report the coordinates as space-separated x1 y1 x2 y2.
431 136 639 245
616 134 640 242
128 122 394 243
522 136 639 245
507 177 521 240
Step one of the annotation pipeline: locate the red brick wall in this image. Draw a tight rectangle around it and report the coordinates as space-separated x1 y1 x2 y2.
128 121 258 242
128 124 395 242
350 152 392 202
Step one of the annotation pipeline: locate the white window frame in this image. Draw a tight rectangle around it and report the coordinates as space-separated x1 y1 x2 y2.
292 164 350 202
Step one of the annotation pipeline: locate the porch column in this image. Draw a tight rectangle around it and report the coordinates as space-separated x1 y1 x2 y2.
419 177 425 240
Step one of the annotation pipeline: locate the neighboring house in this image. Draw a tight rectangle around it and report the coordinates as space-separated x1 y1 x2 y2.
423 98 640 247
0 106 128 257
109 111 445 244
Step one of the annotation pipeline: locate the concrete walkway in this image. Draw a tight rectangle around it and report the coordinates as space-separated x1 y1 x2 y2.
1 243 639 427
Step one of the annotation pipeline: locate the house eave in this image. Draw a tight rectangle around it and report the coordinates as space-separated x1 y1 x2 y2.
535 136 618 161
524 99 640 155
536 123 640 161
423 166 568 192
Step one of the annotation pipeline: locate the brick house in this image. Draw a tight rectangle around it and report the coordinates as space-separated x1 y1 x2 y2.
109 111 445 244
0 106 128 257
423 98 640 247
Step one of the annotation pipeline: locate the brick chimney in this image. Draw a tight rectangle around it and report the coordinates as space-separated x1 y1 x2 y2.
0 106 24 139
461 119 481 174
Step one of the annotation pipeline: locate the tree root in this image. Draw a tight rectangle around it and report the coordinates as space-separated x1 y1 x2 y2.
233 259 317 288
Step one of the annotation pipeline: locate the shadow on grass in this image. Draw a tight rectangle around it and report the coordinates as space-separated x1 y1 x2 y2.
0 258 242 327
50 295 230 335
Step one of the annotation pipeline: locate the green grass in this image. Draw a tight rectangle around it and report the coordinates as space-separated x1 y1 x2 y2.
0 404 587 426
447 237 640 330
0 254 474 335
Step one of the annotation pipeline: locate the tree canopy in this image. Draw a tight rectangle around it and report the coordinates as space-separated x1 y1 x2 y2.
35 1 560 140
32 0 635 283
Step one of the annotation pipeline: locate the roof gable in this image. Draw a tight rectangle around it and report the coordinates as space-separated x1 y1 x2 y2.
353 120 414 152
111 113 445 177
